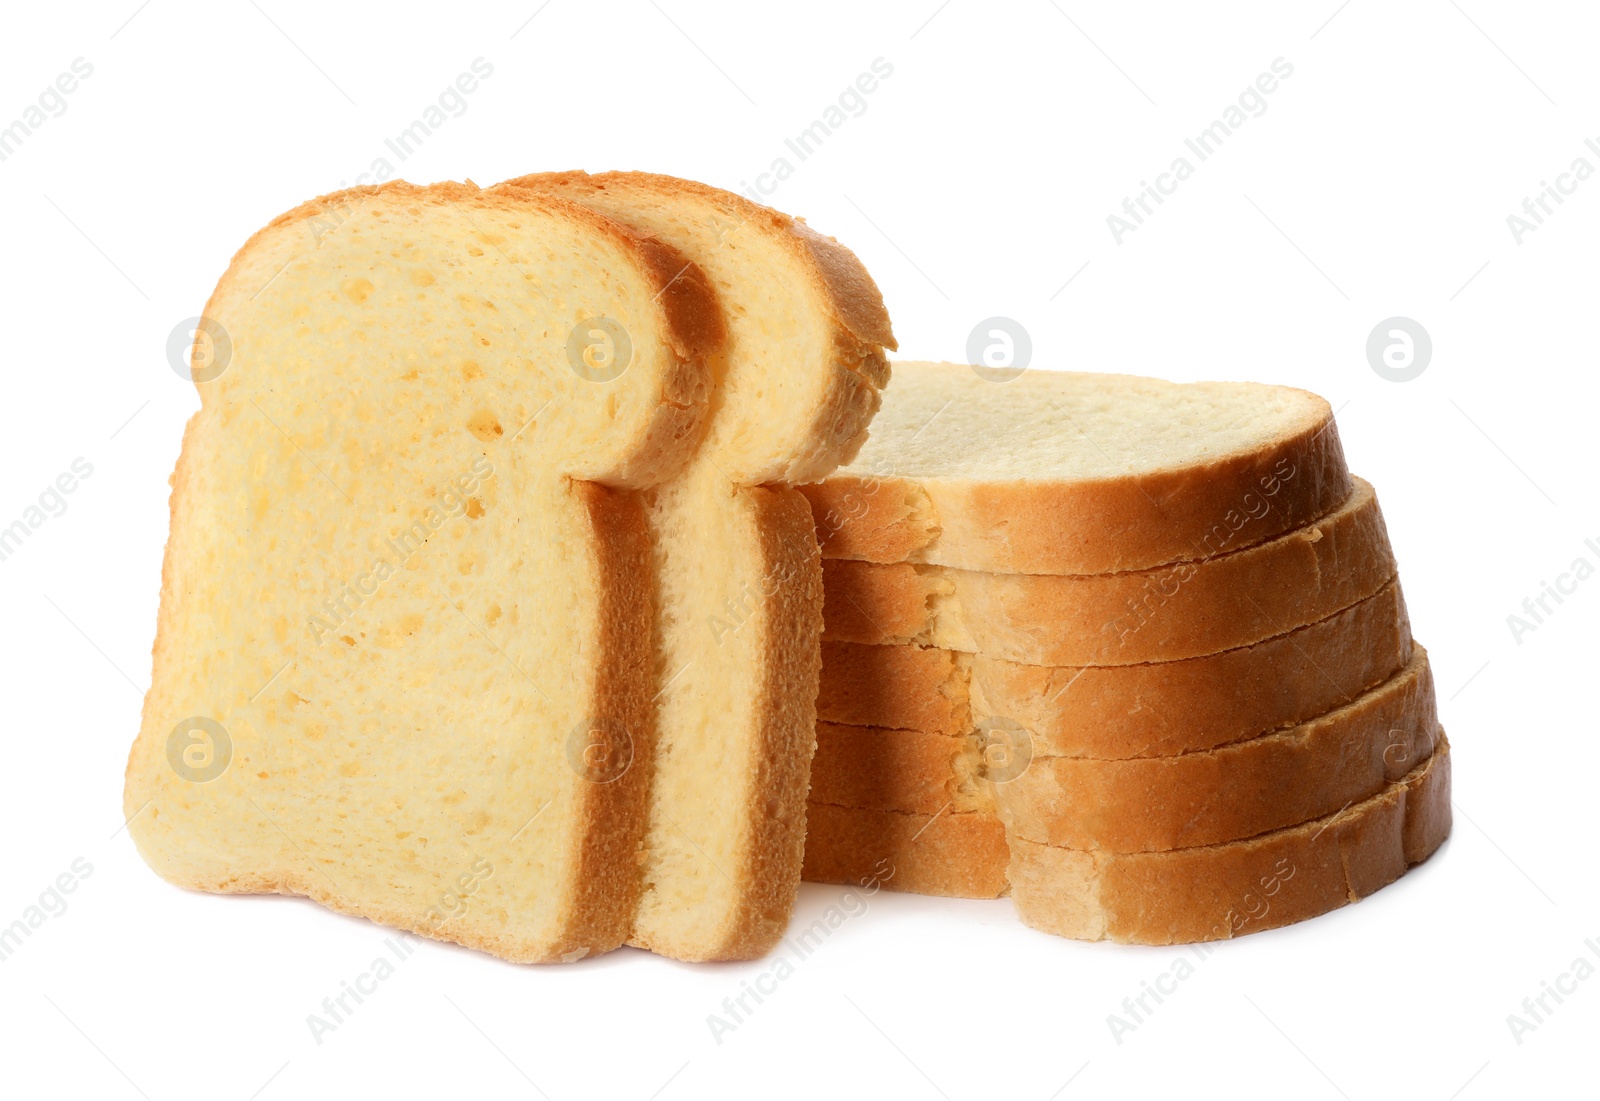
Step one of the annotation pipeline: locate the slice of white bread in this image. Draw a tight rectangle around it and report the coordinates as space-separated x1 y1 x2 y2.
819 579 1411 755
801 362 1351 575
1008 736 1451 943
123 182 720 962
802 803 1010 899
499 172 894 960
998 646 1437 852
822 478 1393 666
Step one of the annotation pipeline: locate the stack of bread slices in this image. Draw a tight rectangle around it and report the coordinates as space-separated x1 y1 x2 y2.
800 362 1452 943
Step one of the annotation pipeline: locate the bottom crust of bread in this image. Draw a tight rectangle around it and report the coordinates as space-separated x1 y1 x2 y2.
1007 735 1452 944
801 802 1010 899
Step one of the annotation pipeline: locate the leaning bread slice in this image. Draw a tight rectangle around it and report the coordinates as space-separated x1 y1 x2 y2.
802 802 1010 899
820 579 1411 756
801 362 1350 575
823 477 1393 666
500 172 894 960
998 645 1437 852
1008 736 1452 944
123 182 718 962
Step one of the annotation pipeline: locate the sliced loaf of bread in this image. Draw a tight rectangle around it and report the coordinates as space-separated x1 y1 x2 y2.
124 182 720 962
499 171 894 960
801 362 1350 575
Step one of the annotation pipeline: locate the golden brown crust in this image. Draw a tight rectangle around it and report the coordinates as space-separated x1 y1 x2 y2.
818 640 970 735
802 803 1009 899
626 233 727 387
821 478 1396 666
974 581 1412 758
802 386 1351 575
788 218 898 351
502 171 897 355
819 578 1412 764
999 648 1437 852
810 721 988 816
1008 737 1452 944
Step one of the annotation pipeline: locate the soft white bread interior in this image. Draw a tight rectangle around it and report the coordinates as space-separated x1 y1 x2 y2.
802 362 1350 575
499 172 894 960
123 181 719 962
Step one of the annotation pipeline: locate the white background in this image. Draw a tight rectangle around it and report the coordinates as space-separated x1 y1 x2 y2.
0 1 1593 1098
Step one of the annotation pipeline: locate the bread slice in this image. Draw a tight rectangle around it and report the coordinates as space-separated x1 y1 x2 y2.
802 803 1009 899
800 362 1351 575
820 579 1411 756
123 182 722 962
822 477 1393 666
1008 736 1452 944
998 646 1437 852
499 172 893 960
